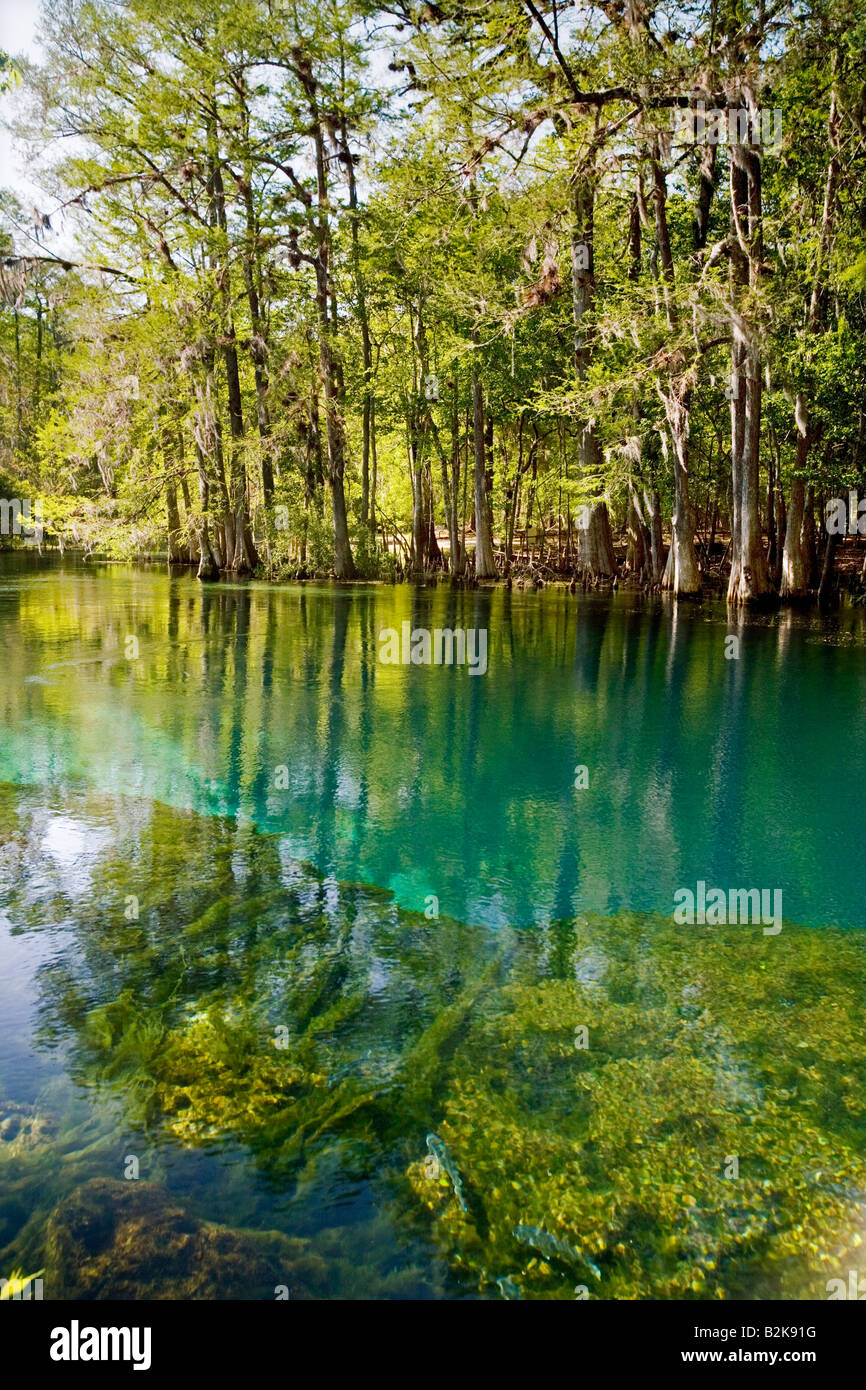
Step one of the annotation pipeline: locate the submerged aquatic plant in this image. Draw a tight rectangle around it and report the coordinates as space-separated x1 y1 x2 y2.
0 1268 43 1299
409 913 866 1299
5 784 866 1301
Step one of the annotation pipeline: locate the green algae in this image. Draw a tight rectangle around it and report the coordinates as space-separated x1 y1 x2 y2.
408 917 866 1300
2 781 866 1300
44 1178 330 1300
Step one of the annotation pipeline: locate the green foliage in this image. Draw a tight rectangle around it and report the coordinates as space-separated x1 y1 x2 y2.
0 52 18 94
0 1 864 573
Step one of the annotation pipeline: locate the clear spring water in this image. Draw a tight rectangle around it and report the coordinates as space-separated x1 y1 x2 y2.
1 557 865 1299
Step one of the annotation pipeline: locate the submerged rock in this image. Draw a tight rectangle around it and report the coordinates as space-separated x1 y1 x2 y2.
0 1101 59 1155
45 1178 328 1300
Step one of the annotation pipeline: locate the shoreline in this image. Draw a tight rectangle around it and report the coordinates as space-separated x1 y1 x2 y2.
4 544 866 609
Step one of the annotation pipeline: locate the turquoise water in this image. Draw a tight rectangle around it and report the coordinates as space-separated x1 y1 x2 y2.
2 558 864 930
1 557 865 1300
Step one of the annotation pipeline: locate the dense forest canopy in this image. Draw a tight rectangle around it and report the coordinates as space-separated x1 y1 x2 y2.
0 0 864 601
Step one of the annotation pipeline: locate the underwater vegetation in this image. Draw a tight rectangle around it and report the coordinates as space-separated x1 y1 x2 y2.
1 783 866 1299
0 1268 43 1299
44 1180 329 1300
405 919 866 1299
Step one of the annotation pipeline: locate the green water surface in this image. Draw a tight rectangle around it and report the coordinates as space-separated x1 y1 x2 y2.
1 557 865 1300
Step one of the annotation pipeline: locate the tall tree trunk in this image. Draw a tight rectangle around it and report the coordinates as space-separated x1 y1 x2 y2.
578 502 616 576
190 351 231 571
242 243 274 508
208 136 258 575
236 76 275 512
652 146 701 594
817 529 839 610
732 337 769 601
298 59 355 579
773 487 786 588
339 114 374 535
661 381 702 594
370 397 378 535
727 138 770 603
410 301 443 575
627 191 641 282
644 486 664 582
178 461 196 564
572 165 607 489
447 379 462 574
409 424 429 575
766 449 777 572
166 479 183 564
194 442 220 580
472 368 496 577
691 144 717 262
781 395 810 596
628 480 653 578
809 89 841 331
781 86 840 602
802 485 818 588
